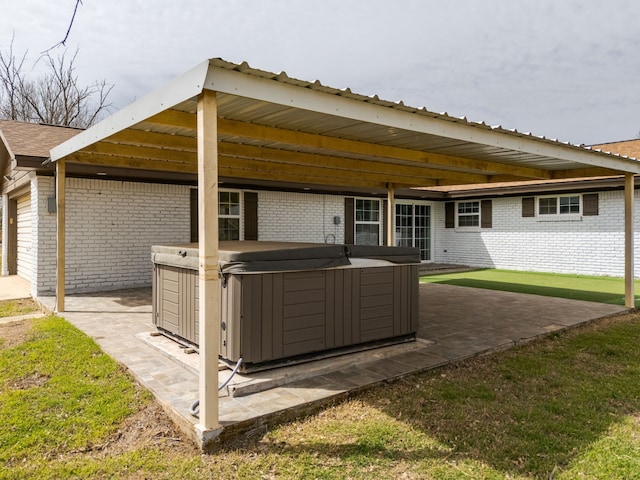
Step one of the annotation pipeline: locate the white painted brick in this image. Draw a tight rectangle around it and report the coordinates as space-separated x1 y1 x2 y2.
433 191 639 278
33 178 190 295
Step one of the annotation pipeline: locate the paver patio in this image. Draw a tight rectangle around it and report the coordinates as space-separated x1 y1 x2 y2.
36 282 627 447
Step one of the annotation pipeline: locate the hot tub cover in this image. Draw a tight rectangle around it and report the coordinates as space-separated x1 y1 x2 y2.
152 241 351 273
151 241 420 274
345 244 420 264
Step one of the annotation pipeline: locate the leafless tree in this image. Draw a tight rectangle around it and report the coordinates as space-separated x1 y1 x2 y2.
0 39 112 128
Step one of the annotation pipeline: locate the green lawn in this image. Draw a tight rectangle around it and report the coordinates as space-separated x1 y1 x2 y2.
3 304 640 478
421 268 640 306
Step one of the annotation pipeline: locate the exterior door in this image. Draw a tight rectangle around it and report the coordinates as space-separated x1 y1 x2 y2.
396 202 432 261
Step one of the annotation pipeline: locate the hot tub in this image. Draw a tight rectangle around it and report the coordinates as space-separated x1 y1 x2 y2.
152 241 420 371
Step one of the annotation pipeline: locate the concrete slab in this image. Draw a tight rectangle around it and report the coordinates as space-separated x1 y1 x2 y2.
37 282 628 450
0 275 31 301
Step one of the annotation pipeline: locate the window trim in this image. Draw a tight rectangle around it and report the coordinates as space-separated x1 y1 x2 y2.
456 200 481 229
218 188 243 241
354 197 382 245
537 194 582 217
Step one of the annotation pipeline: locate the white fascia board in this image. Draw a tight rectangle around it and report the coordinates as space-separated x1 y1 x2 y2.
50 60 210 162
205 66 640 174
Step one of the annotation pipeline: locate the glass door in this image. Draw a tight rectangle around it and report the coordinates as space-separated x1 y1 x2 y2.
396 202 431 261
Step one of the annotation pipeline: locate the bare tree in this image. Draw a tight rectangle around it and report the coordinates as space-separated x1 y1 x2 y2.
0 39 112 128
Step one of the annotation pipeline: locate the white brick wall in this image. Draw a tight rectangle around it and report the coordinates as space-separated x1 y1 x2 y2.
34 177 191 295
433 190 638 277
258 191 345 244
32 176 56 296
21 178 640 295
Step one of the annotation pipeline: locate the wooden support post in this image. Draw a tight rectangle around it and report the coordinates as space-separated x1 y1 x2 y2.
624 172 635 308
197 89 220 430
387 183 395 246
55 161 66 313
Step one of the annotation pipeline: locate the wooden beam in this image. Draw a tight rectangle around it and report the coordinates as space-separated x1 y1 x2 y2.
218 160 389 189
551 167 628 179
625 172 635 308
197 89 220 431
218 156 437 189
146 109 196 130
64 152 198 173
105 129 197 151
83 142 196 163
219 142 491 184
387 184 394 246
218 118 552 179
55 161 66 313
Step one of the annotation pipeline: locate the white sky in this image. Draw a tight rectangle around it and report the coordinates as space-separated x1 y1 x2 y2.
1 0 639 145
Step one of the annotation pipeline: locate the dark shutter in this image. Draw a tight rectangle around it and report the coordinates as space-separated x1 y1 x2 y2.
481 200 492 228
445 202 455 228
345 198 354 244
190 189 198 243
382 200 388 245
522 197 535 217
583 193 599 216
244 192 259 240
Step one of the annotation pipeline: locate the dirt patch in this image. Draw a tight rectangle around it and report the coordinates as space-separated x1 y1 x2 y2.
8 372 51 390
63 400 196 458
0 319 33 350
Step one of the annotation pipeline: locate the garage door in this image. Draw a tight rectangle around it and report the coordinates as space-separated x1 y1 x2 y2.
16 193 32 281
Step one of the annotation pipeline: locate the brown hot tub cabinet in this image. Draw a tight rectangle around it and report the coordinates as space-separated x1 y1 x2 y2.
152 241 419 371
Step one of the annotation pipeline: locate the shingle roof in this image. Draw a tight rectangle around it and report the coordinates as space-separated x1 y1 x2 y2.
591 139 640 159
0 120 82 158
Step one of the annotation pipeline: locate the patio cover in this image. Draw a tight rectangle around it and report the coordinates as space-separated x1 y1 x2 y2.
48 58 640 444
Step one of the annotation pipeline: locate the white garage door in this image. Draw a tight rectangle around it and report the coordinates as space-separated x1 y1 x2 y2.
16 193 33 281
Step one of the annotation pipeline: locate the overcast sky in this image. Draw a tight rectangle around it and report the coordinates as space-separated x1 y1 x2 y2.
1 0 638 145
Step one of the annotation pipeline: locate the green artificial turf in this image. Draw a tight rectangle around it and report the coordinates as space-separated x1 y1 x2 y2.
421 269 640 306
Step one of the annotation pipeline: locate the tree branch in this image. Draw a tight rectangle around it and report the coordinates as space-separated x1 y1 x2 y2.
41 0 83 54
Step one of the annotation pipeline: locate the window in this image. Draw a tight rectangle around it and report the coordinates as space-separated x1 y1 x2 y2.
355 198 380 245
538 195 580 216
457 201 480 227
218 190 241 240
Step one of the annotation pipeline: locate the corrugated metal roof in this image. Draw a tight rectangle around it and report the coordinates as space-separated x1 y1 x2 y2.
209 59 639 163
49 58 640 190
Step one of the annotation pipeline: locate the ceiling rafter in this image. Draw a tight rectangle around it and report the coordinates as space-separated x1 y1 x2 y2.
142 110 553 179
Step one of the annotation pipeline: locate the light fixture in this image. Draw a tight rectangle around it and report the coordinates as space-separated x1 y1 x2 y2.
96 172 108 176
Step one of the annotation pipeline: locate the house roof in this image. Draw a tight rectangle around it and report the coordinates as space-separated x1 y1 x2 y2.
0 120 82 159
591 139 640 159
49 58 640 194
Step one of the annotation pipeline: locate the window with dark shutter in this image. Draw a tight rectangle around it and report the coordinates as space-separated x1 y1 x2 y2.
522 197 535 217
481 200 492 228
445 202 455 228
244 192 258 240
583 193 599 216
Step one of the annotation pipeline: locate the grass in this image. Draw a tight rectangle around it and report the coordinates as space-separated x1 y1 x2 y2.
421 268 640 306
3 309 640 477
0 298 40 318
0 315 149 475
